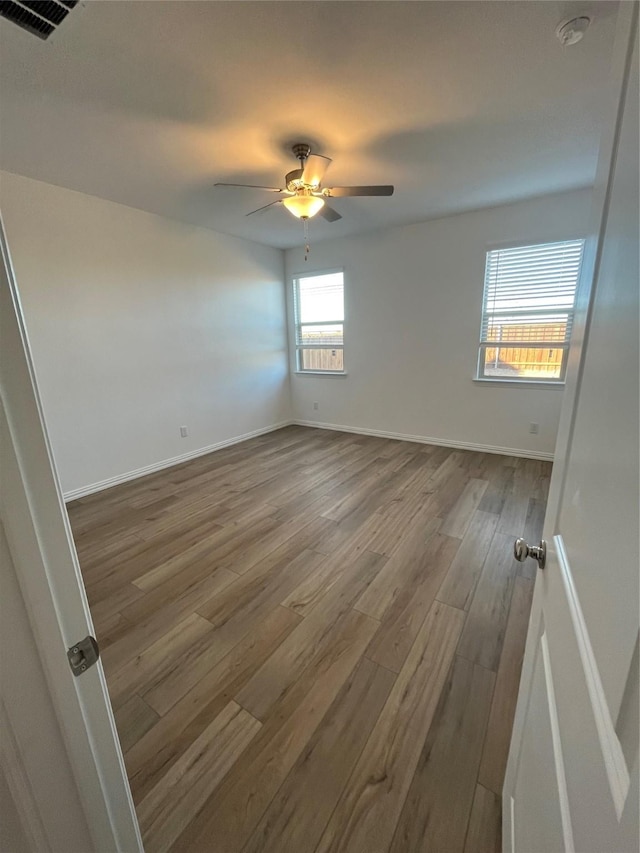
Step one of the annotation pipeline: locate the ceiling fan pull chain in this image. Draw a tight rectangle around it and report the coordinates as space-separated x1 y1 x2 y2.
303 217 310 261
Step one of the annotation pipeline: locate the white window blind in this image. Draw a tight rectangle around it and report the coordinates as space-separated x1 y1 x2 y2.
478 239 584 382
294 271 345 372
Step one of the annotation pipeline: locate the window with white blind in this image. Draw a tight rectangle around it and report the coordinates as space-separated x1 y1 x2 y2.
477 239 585 383
294 270 345 373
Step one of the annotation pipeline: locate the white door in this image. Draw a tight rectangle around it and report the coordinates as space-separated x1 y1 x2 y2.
0 220 143 851
504 8 639 853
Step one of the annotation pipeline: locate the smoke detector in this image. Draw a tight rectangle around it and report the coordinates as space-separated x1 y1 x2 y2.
556 16 591 46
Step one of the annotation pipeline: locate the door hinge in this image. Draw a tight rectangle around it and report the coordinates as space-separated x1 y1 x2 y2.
67 635 100 676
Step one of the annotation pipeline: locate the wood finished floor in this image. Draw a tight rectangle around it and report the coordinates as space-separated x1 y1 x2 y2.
68 426 550 853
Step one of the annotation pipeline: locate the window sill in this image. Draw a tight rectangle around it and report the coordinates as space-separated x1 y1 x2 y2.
293 371 348 377
472 377 565 389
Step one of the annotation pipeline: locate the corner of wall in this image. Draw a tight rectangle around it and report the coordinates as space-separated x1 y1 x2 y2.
279 246 295 423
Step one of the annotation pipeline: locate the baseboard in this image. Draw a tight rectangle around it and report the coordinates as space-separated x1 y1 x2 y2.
64 417 553 501
293 419 555 461
63 421 292 502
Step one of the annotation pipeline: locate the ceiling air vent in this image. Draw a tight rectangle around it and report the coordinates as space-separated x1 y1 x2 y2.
0 0 78 40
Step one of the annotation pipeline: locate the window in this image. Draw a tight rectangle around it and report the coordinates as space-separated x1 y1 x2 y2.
293 270 344 372
477 239 584 382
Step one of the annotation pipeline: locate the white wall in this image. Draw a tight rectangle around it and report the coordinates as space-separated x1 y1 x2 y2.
1 172 290 496
286 189 593 458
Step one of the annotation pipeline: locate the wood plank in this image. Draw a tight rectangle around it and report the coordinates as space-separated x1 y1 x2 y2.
101 565 237 674
105 612 213 709
191 547 329 673
478 575 534 794
140 556 323 717
428 464 472 518
313 507 387 558
125 605 301 805
172 609 380 853
243 657 396 853
366 533 461 672
215 509 326 575
461 450 503 480
322 451 421 519
139 552 322 714
237 549 386 720
319 456 401 522
456 532 518 671
390 656 495 853
85 516 225 601
354 517 442 622
131 515 276 590
478 465 514 515
440 478 489 538
92 611 129 651
315 601 465 853
113 694 160 755
207 499 278 528
378 458 441 510
74 532 144 574
137 701 261 853
71 494 178 540
129 525 242 591
122 562 238 626
87 582 145 633
437 510 499 611
420 444 454 464
463 784 502 853
270 443 383 518
281 524 397 617
123 494 232 544
278 548 346 617
424 449 464 491
530 463 552 502
366 491 439 558
496 460 536 536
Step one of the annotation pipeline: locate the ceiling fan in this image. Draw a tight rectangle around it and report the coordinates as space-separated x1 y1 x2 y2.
214 143 394 223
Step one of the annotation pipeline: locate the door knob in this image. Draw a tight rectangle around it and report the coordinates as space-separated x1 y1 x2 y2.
514 538 547 570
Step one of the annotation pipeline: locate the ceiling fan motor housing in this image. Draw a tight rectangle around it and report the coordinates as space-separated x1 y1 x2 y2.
292 143 311 161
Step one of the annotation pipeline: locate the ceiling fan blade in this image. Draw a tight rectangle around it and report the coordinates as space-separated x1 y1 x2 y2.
246 200 282 217
325 185 394 197
215 182 283 192
319 204 342 223
301 154 332 187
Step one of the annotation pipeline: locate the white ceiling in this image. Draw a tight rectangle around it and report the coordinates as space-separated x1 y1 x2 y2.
0 1 619 249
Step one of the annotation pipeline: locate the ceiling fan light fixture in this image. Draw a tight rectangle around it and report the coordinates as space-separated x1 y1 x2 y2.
283 193 325 219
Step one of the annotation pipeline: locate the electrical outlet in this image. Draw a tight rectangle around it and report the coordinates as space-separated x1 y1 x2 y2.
529 422 539 435
180 425 188 437
313 401 319 411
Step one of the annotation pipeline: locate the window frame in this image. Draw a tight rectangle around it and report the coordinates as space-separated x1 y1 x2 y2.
292 267 346 375
476 239 585 385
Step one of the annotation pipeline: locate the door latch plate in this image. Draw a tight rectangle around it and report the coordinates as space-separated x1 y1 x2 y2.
67 635 100 676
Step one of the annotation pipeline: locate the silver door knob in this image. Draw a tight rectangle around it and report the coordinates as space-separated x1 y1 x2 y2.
514 538 547 570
